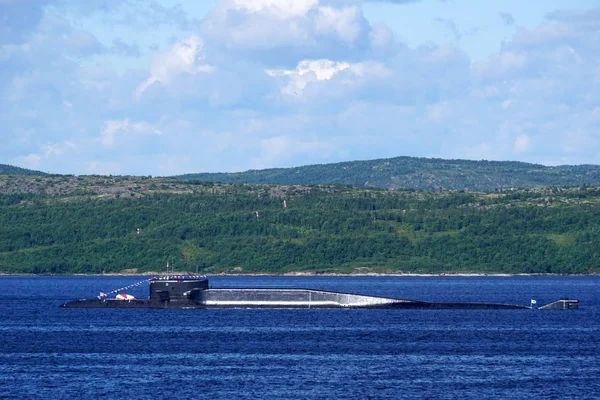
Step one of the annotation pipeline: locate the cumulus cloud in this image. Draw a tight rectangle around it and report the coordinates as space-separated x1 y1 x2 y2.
100 119 161 148
473 51 527 80
513 134 531 153
101 119 130 147
201 0 386 66
268 59 354 96
3 1 600 175
363 0 423 3
228 0 318 18
314 5 364 45
43 141 77 157
368 23 395 53
17 140 77 172
23 153 43 170
136 36 214 97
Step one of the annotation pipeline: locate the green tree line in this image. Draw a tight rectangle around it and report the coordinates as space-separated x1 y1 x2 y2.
1 184 599 274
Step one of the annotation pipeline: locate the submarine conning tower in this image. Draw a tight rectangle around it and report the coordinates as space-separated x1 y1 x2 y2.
149 275 209 304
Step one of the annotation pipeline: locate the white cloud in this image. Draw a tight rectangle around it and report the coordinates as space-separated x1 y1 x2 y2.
267 59 351 96
426 102 450 123
267 58 390 97
136 36 214 97
3 1 600 175
513 134 531 153
22 153 42 169
267 59 349 81
101 119 128 147
473 51 527 80
100 119 161 148
228 0 318 19
201 0 382 65
43 141 76 157
16 140 77 172
369 23 394 50
314 6 363 45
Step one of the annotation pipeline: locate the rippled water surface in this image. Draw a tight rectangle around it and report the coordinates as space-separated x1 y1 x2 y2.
1 276 599 399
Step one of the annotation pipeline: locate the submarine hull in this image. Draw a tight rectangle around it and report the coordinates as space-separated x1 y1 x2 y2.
60 298 200 309
61 282 541 310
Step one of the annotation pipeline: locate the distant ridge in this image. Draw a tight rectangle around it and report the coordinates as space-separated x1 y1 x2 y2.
0 164 47 176
174 156 600 191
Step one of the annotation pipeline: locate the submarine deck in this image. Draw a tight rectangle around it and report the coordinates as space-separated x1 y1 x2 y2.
61 287 536 309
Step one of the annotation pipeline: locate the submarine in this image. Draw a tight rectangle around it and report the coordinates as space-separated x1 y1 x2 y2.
60 275 579 310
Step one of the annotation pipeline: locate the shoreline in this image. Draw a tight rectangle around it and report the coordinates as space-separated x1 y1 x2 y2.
0 272 597 277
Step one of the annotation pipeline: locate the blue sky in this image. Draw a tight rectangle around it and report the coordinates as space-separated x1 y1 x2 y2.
2 0 599 176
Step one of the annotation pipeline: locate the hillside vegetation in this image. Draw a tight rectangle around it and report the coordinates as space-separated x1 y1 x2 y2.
1 174 599 275
0 164 47 176
176 156 600 191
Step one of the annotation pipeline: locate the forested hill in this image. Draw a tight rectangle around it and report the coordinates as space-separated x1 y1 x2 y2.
1 175 599 275
175 157 600 191
0 164 46 176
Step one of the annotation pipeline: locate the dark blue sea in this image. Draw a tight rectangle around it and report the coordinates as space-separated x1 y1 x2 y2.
0 276 598 399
